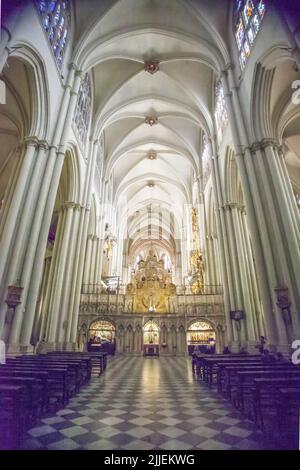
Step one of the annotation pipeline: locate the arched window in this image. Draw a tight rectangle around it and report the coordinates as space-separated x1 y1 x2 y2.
73 74 91 147
37 1 71 68
234 1 267 70
214 81 228 142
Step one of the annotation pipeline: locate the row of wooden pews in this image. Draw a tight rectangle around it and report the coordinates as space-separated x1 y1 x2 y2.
194 353 300 449
0 351 108 449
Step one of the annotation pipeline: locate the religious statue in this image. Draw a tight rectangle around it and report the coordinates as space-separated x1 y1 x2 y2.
189 207 204 294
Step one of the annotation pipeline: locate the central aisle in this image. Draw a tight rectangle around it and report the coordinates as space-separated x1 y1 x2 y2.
24 356 264 450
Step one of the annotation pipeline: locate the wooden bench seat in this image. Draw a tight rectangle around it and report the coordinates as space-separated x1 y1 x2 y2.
0 351 109 448
199 356 262 385
219 363 296 398
250 377 300 429
0 384 27 449
234 369 300 415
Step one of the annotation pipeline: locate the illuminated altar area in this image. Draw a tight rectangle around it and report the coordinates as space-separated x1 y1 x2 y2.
126 248 176 314
79 215 226 355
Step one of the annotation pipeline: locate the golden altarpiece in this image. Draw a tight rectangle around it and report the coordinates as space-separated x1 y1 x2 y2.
126 249 176 313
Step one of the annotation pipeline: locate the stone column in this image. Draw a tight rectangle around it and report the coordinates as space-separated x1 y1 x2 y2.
208 140 235 343
68 139 100 345
119 328 125 353
7 142 49 349
94 236 102 284
0 138 38 296
57 203 82 345
221 67 279 349
31 256 51 344
11 65 82 351
83 235 93 286
167 327 172 354
249 141 300 345
46 202 74 347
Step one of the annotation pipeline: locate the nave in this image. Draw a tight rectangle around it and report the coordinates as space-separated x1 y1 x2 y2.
1 0 300 454
22 356 265 451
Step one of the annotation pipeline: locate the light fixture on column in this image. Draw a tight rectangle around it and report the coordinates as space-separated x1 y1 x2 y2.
144 60 160 75
145 116 158 126
147 150 157 160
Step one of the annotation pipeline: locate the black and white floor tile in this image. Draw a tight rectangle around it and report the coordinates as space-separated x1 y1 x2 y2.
22 356 269 450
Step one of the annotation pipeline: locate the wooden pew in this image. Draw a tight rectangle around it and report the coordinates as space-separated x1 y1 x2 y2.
0 384 27 449
234 369 300 414
5 360 71 406
250 376 300 429
219 362 296 398
199 355 261 385
12 357 82 393
0 367 50 411
277 387 300 449
0 351 109 448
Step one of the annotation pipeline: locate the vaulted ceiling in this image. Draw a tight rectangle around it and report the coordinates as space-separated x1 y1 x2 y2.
73 0 230 260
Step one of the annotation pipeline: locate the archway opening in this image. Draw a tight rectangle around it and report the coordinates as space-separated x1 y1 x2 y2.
143 320 160 356
187 321 216 355
88 320 116 354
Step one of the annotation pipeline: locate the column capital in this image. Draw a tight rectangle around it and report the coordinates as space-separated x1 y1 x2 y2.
38 140 49 151
260 138 279 150
223 202 244 211
74 68 83 78
221 62 233 74
251 138 279 153
56 144 66 156
235 147 246 158
62 201 76 211
74 202 84 211
68 62 80 72
24 136 39 148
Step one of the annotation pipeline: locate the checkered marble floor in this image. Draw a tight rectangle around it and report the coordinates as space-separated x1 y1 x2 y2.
22 356 269 450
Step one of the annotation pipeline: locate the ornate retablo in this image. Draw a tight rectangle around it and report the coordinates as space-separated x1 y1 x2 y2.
126 248 176 313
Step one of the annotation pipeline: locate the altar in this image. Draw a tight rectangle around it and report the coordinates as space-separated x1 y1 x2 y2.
143 344 160 356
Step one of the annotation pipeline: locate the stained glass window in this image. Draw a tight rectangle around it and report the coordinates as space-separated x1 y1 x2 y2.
214 81 228 142
234 1 267 70
73 74 92 147
37 1 70 69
